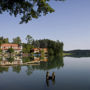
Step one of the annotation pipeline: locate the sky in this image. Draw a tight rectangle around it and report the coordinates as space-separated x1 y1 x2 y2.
0 0 90 50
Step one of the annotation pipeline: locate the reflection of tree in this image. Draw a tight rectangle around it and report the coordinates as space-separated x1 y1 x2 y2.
22 56 33 63
0 56 64 75
32 56 64 70
0 67 9 73
12 66 21 73
48 56 64 69
26 65 33 76
22 57 31 63
8 57 14 63
0 57 2 61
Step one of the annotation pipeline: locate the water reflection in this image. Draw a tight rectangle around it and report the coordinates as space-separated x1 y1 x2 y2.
26 65 33 76
46 71 56 87
0 56 22 65
0 56 90 90
12 65 21 73
0 56 64 75
0 66 9 73
32 56 64 70
46 79 55 87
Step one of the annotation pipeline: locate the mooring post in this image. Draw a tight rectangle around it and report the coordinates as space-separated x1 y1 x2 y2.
46 71 49 80
52 72 55 80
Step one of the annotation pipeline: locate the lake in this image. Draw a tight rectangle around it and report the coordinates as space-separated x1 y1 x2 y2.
0 56 90 90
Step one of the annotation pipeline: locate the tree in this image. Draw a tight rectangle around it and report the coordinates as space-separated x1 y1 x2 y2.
0 0 64 24
26 35 33 44
40 49 45 57
7 47 14 57
0 37 3 45
48 48 54 55
22 43 34 53
7 48 14 53
32 40 40 48
0 48 2 53
3 38 9 43
33 39 64 56
0 36 9 45
13 37 21 44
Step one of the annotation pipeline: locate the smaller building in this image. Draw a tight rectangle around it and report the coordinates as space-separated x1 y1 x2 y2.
32 48 48 54
0 43 22 53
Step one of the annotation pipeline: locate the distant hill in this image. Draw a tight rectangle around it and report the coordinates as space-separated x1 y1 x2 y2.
64 50 90 57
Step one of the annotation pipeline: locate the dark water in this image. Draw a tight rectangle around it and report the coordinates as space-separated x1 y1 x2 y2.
0 56 90 90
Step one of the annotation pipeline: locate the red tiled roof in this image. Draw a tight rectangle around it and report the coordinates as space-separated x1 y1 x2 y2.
0 43 22 50
1 44 18 47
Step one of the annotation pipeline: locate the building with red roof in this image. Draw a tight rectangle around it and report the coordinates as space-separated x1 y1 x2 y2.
32 48 48 53
0 43 22 53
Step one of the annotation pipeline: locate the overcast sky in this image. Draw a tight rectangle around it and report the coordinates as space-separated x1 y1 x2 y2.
0 0 90 50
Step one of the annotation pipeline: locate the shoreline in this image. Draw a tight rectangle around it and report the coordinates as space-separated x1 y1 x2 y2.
0 60 40 66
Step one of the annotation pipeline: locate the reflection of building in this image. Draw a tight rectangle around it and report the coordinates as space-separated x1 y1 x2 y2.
0 60 23 65
1 56 22 61
43 57 48 62
0 43 22 53
32 48 48 53
34 56 48 62
0 56 23 65
14 56 22 61
34 57 40 61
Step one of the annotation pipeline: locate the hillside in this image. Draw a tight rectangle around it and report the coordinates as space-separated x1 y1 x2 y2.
64 50 90 57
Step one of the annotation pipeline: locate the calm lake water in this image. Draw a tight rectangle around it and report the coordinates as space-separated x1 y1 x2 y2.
0 56 90 90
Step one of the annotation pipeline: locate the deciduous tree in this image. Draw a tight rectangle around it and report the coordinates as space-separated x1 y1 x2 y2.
0 0 64 23
26 35 33 44
13 37 21 44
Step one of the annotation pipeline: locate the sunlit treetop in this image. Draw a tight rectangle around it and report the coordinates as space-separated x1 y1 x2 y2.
0 0 64 24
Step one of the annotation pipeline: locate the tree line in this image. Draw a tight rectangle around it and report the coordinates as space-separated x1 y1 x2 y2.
32 39 63 56
0 35 63 56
